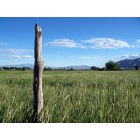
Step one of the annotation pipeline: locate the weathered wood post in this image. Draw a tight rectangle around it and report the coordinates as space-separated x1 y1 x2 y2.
33 24 43 122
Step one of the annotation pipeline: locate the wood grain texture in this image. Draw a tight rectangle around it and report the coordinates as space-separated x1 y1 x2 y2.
33 24 43 119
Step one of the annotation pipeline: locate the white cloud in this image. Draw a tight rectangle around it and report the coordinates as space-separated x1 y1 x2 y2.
45 39 86 48
0 49 33 60
0 42 8 46
11 55 21 58
69 56 76 58
0 49 22 54
136 39 140 47
11 55 33 59
136 39 140 43
46 38 134 49
0 49 33 55
80 56 96 59
10 55 33 59
121 55 129 58
82 38 134 49
79 56 104 60
121 53 140 59
23 55 32 59
69 55 104 60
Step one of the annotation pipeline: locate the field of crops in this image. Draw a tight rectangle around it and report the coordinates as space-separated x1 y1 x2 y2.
0 70 140 123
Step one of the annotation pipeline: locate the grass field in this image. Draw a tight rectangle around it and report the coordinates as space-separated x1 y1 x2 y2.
0 70 140 123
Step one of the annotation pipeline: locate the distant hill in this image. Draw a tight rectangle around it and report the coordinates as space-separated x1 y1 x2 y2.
1 64 91 70
1 64 34 69
65 65 91 70
117 58 140 69
3 59 140 70
47 65 91 70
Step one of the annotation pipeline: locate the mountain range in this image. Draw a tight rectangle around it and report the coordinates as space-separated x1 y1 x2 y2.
0 64 91 70
117 58 140 69
1 64 34 69
57 65 91 70
1 58 140 70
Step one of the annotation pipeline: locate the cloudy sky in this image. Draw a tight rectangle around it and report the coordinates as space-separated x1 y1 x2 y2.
0 17 140 67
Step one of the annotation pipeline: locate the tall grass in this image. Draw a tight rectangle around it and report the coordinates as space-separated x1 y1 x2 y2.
0 70 140 122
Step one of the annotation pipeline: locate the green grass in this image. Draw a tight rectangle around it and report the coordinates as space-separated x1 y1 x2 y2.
0 70 140 123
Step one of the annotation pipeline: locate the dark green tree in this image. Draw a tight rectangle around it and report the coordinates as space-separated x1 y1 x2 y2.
105 61 119 71
91 66 99 71
135 65 139 70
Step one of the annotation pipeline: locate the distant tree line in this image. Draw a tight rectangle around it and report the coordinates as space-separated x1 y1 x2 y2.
91 61 119 71
91 60 139 71
135 65 139 70
0 67 32 71
43 67 74 71
91 66 105 71
1 61 139 71
43 61 140 71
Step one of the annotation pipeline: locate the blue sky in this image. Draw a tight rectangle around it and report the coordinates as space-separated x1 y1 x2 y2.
0 17 140 67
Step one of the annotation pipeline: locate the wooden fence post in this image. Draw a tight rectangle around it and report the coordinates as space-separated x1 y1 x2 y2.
33 24 43 122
